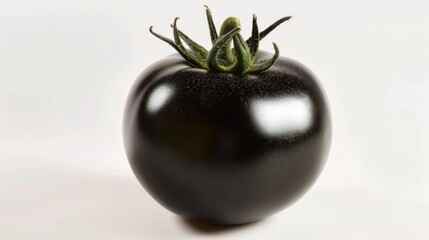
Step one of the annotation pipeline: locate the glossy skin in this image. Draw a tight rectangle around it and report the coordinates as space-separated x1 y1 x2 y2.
123 52 332 225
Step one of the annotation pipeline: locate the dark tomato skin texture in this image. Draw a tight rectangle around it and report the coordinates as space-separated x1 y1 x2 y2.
123 51 332 225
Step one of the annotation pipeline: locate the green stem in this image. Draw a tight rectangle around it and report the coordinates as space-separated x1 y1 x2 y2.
218 17 241 65
207 27 241 72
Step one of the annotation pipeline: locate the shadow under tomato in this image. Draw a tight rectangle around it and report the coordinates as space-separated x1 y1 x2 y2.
178 217 262 234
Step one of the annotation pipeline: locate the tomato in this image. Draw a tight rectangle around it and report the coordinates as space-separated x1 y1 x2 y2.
123 6 332 225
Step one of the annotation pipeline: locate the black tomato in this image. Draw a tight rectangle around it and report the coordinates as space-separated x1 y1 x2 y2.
123 51 332 225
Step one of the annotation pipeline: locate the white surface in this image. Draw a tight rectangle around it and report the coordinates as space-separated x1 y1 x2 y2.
1 0 429 239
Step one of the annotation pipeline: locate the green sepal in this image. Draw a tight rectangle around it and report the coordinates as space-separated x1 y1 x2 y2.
205 5 218 44
249 14 260 62
150 6 290 74
247 42 279 73
246 16 292 45
149 26 206 69
172 18 185 51
171 19 209 59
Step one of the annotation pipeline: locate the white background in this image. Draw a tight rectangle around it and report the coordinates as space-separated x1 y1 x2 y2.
1 0 429 239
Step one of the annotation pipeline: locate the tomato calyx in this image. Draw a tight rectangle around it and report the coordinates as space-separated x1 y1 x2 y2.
149 6 291 74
